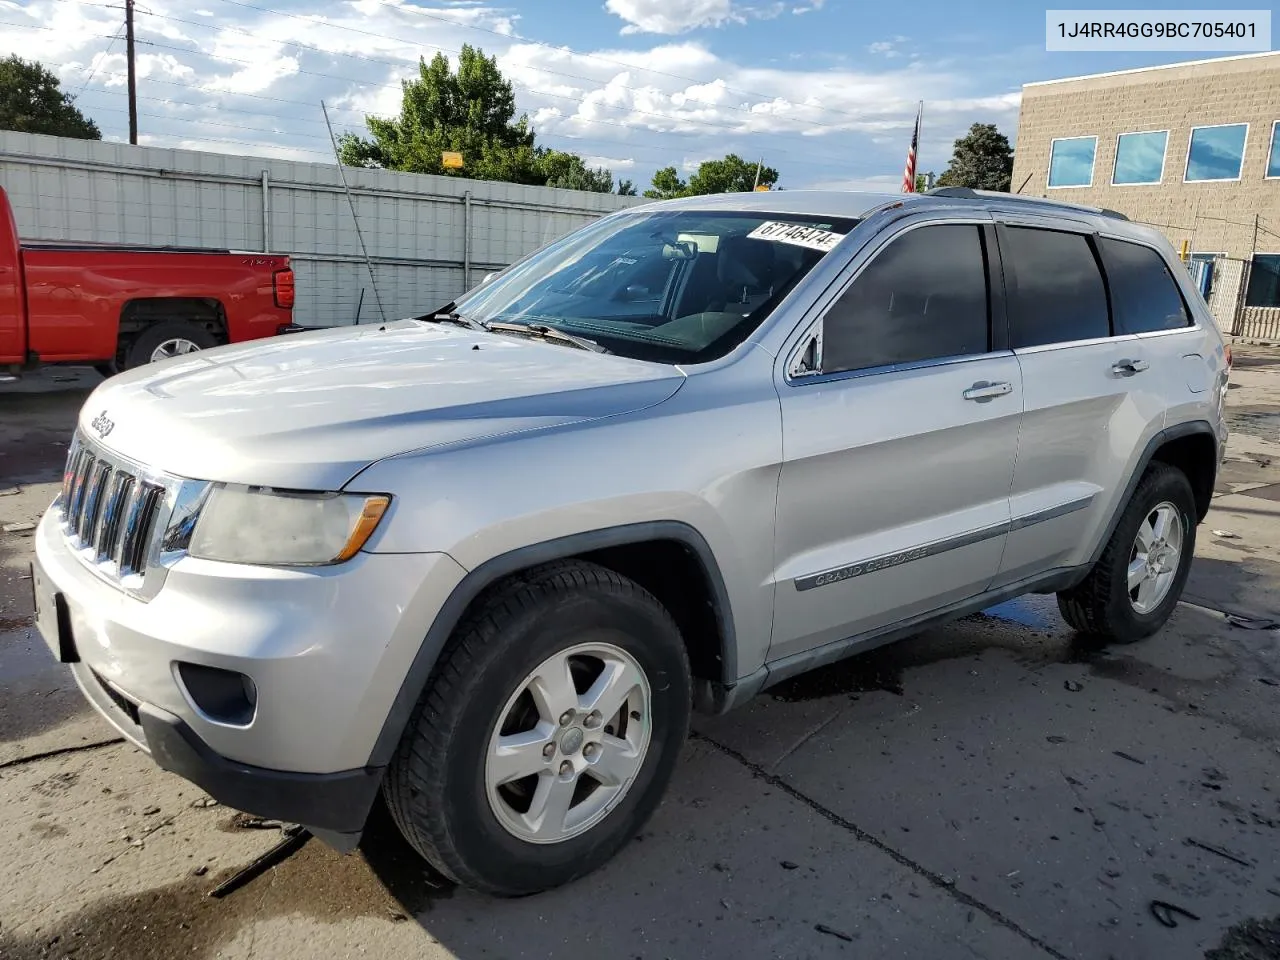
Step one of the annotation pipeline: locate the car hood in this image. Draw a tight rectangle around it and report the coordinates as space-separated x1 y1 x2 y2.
80 321 685 489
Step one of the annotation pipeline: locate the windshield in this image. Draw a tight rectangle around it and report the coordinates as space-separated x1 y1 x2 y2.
451 209 860 363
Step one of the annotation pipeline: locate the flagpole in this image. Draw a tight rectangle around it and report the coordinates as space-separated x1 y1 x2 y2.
917 100 923 190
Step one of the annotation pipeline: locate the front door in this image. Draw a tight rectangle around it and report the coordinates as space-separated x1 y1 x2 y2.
769 218 1023 662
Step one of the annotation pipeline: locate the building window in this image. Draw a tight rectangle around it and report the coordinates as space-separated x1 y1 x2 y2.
1048 136 1096 188
1185 123 1248 182
1112 130 1167 185
1268 121 1280 179
1247 255 1280 309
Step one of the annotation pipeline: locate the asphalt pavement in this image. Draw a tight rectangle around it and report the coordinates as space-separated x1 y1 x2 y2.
2 357 1280 960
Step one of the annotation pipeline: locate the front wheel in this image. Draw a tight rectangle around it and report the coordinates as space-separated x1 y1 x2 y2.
1057 462 1197 643
382 561 692 896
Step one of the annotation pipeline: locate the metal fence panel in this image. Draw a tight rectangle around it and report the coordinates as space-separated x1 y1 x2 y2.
1204 256 1247 334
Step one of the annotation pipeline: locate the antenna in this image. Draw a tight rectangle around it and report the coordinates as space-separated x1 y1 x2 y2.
321 100 387 323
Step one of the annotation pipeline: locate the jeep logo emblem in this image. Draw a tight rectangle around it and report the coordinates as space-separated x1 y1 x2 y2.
90 411 115 439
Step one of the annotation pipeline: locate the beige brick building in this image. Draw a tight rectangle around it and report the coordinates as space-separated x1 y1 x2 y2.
1010 51 1280 338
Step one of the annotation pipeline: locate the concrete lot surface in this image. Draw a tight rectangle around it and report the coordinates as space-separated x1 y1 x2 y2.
2 357 1280 960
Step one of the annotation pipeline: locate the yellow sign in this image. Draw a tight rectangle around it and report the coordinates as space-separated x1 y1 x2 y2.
442 151 464 170
1179 239 1190 261
754 184 770 191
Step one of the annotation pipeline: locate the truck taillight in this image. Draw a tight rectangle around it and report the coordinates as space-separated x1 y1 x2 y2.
273 268 295 310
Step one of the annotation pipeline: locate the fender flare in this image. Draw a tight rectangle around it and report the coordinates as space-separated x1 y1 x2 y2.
1085 419 1219 570
365 520 737 769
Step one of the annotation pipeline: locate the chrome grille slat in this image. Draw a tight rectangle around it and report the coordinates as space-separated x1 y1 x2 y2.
97 473 133 562
121 483 163 576
61 441 83 508
78 461 111 543
68 453 95 532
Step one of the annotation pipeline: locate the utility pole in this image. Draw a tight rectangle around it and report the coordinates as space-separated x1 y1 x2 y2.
753 157 763 190
125 0 137 144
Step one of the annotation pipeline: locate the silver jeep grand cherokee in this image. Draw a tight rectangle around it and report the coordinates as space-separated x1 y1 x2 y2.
32 188 1229 896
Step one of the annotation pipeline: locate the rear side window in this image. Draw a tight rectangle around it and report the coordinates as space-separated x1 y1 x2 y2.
1004 227 1109 348
1099 238 1191 334
822 224 990 374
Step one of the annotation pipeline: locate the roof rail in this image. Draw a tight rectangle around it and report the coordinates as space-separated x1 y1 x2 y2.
923 187 1130 221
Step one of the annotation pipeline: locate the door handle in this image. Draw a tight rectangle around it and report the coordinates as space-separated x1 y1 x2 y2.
1112 358 1149 376
962 380 1013 402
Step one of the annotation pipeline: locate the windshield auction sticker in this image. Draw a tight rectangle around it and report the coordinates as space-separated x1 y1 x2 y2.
747 221 845 253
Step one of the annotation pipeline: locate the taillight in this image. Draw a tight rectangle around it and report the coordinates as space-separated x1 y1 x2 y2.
273 268 295 310
1224 342 1233 367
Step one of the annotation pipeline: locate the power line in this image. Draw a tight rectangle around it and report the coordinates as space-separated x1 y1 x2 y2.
193 0 870 139
73 98 335 143
356 0 888 126
76 18 126 95
19 9 884 169
46 0 883 153
122 33 872 169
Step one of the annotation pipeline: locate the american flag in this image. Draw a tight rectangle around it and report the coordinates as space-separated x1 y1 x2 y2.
902 102 922 193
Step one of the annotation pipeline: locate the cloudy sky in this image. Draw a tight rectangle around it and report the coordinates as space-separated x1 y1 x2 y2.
0 0 1215 192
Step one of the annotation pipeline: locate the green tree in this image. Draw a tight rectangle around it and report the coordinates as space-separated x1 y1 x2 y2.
643 154 780 199
538 149 613 192
338 45 614 193
914 171 934 193
934 124 1013 192
0 55 100 139
616 178 636 196
643 166 686 199
688 154 778 194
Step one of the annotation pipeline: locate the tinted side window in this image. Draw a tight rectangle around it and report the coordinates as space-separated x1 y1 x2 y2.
1004 227 1109 348
1099 238 1191 334
823 224 989 374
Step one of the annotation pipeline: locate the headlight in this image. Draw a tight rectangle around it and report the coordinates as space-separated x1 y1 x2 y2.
187 486 390 566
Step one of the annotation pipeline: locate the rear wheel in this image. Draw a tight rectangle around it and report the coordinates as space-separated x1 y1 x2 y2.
123 320 217 370
1057 462 1197 643
382 560 691 896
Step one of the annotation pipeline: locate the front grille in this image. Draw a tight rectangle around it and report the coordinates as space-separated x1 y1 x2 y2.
58 433 173 592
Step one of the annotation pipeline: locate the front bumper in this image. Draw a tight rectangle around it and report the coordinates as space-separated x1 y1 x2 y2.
32 507 466 831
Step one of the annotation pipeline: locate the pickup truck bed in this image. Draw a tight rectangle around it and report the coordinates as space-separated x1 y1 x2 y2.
0 186 296 375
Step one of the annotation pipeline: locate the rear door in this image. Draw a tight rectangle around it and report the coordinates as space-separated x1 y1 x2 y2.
993 219 1177 585
769 217 1023 662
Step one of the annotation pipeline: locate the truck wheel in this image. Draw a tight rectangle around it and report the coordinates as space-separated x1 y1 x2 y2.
1057 462 1197 643
383 560 692 896
123 320 217 370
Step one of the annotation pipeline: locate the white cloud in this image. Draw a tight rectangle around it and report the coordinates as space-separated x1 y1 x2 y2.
605 0 736 35
807 173 901 193
204 35 300 94
582 155 636 170
791 0 825 12
0 0 1023 193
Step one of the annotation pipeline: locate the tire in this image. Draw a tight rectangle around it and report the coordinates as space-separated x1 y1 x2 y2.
1057 462 1197 643
122 320 217 370
383 560 692 896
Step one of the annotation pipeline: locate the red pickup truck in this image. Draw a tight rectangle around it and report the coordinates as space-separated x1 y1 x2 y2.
0 186 297 377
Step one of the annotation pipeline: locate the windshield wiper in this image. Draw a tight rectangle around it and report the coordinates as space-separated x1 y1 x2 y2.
424 310 489 331
486 321 608 354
